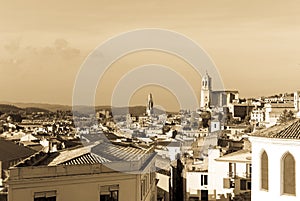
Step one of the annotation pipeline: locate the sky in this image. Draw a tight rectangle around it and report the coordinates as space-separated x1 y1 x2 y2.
1 0 300 111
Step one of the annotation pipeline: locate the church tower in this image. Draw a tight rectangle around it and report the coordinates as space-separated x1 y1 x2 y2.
146 93 154 116
200 72 212 109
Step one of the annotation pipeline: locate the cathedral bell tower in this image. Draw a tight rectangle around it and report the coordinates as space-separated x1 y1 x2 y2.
146 93 154 116
200 72 212 109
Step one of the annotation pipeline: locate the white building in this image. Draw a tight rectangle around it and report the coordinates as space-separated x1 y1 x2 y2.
250 107 264 124
210 119 221 133
186 171 209 200
250 119 300 201
208 148 251 201
185 141 251 201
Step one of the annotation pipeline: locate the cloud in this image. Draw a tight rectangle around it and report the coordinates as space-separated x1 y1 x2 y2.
4 38 21 54
54 38 69 50
0 38 82 78
39 38 81 60
1 38 81 66
0 38 85 104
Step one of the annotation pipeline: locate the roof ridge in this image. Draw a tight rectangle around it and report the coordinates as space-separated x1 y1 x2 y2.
251 119 300 139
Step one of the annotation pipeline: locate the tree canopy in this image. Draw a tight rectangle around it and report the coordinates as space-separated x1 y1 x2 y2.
279 109 295 123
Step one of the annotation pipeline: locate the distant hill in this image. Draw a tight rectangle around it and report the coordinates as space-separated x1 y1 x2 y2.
0 102 174 116
0 104 23 113
12 103 71 112
0 104 51 114
24 107 51 113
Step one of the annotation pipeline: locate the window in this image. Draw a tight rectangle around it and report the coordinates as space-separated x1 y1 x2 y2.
282 152 296 195
141 179 146 200
240 179 247 190
201 175 208 186
34 191 56 201
247 181 251 190
150 171 155 185
240 179 251 190
201 190 208 201
100 185 119 201
229 163 236 177
246 164 252 178
223 178 230 189
261 151 268 190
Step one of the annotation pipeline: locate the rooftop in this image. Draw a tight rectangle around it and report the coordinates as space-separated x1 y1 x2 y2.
215 149 251 163
47 145 109 166
16 141 154 167
251 119 300 139
265 102 294 108
0 139 36 162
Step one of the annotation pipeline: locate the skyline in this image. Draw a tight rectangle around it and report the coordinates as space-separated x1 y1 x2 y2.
1 0 300 112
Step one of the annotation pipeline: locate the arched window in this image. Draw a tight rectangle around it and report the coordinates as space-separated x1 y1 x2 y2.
261 151 269 190
282 152 296 195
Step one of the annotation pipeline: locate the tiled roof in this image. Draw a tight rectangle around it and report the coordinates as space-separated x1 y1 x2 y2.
61 152 110 165
251 119 300 139
48 142 151 166
0 139 36 162
272 120 300 138
91 142 149 161
48 145 94 166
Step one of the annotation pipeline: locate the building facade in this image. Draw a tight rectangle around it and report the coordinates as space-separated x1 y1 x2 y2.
6 143 157 201
7 163 156 201
250 119 300 201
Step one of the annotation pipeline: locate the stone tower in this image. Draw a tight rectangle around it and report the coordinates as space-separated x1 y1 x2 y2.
200 72 212 109
146 93 154 116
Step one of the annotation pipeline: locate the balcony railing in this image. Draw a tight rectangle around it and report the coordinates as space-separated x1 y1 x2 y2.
227 172 251 179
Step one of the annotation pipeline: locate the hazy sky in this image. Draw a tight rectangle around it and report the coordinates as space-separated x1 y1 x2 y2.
1 0 300 111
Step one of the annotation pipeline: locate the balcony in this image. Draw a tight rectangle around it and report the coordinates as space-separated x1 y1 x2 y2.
227 172 251 179
227 172 236 178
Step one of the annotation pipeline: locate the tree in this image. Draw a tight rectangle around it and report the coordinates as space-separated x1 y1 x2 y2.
279 109 295 123
244 115 251 125
200 111 211 128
